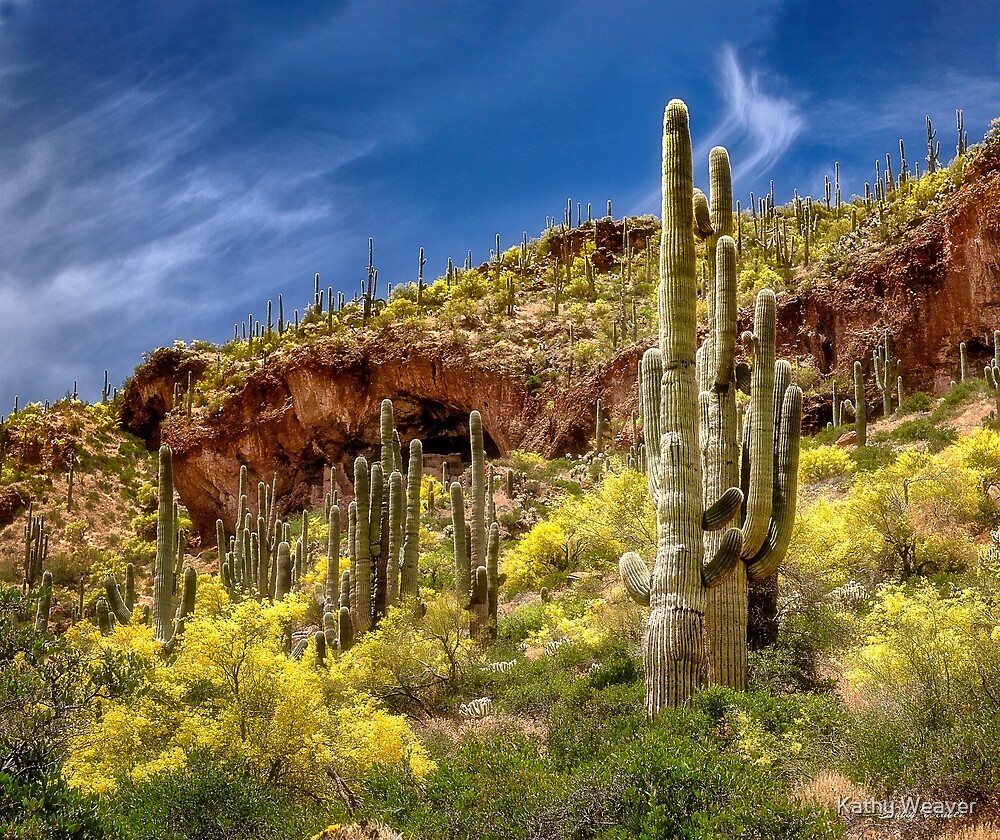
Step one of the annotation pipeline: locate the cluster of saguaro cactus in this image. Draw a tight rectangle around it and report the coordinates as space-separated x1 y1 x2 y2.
619 101 803 713
873 329 901 417
450 411 503 641
216 463 311 605
340 400 423 639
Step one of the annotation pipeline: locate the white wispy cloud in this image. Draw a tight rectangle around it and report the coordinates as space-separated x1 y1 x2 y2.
641 44 804 211
697 45 805 185
0 13 380 403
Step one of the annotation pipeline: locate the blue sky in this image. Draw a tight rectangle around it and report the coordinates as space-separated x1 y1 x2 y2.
0 0 998 404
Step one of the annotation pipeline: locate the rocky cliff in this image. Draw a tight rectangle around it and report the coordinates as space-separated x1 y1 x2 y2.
121 139 1000 538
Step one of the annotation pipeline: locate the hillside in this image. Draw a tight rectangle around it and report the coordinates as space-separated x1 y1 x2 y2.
4 115 1000 840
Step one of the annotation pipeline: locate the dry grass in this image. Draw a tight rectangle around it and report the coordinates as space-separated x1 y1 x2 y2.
938 825 1000 839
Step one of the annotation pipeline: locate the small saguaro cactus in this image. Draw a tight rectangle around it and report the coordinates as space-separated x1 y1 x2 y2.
34 571 52 633
595 398 605 455
153 445 176 643
853 360 867 447
873 329 900 417
985 330 1000 415
960 341 969 383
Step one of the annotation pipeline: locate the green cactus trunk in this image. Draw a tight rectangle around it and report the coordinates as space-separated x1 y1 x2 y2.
326 505 340 607
854 360 867 447
353 458 372 632
451 480 469 602
34 570 52 633
153 445 176 644
400 439 422 599
385 470 403 607
701 210 747 688
470 411 486 573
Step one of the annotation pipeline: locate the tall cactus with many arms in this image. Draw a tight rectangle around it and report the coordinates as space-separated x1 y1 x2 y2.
619 101 744 713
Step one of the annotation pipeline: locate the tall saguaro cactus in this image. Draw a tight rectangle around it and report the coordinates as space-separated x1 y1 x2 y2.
619 101 744 714
153 445 176 643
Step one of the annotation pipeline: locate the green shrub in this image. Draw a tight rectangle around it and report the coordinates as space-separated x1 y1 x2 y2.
850 444 897 472
844 582 1000 794
361 688 842 839
931 377 984 421
103 753 329 840
886 417 957 452
0 769 104 840
896 390 934 414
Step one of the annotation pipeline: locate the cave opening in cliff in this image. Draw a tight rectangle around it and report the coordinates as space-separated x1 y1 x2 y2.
393 399 501 461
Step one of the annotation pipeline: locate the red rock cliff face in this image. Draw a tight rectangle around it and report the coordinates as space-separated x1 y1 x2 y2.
136 337 628 539
122 148 1000 538
773 154 1000 400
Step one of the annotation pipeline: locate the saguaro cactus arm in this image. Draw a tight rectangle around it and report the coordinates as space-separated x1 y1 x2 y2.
619 551 651 607
747 385 803 580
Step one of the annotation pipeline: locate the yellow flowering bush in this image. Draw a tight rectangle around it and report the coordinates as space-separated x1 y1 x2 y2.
798 444 853 484
62 586 431 799
503 467 655 592
340 594 476 712
847 582 1000 707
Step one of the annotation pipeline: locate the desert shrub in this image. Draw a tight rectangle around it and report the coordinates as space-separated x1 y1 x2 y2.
798 445 853 483
340 595 478 714
931 377 984 420
844 581 1000 793
845 449 980 578
62 591 432 801
887 417 957 451
1 769 105 840
957 427 1000 493
692 687 846 780
849 443 896 472
502 468 655 592
496 600 549 646
788 497 869 589
101 753 328 840
896 390 934 414
747 605 850 695
361 687 842 839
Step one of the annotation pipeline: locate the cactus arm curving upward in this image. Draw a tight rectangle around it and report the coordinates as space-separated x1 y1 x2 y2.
747 384 803 580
